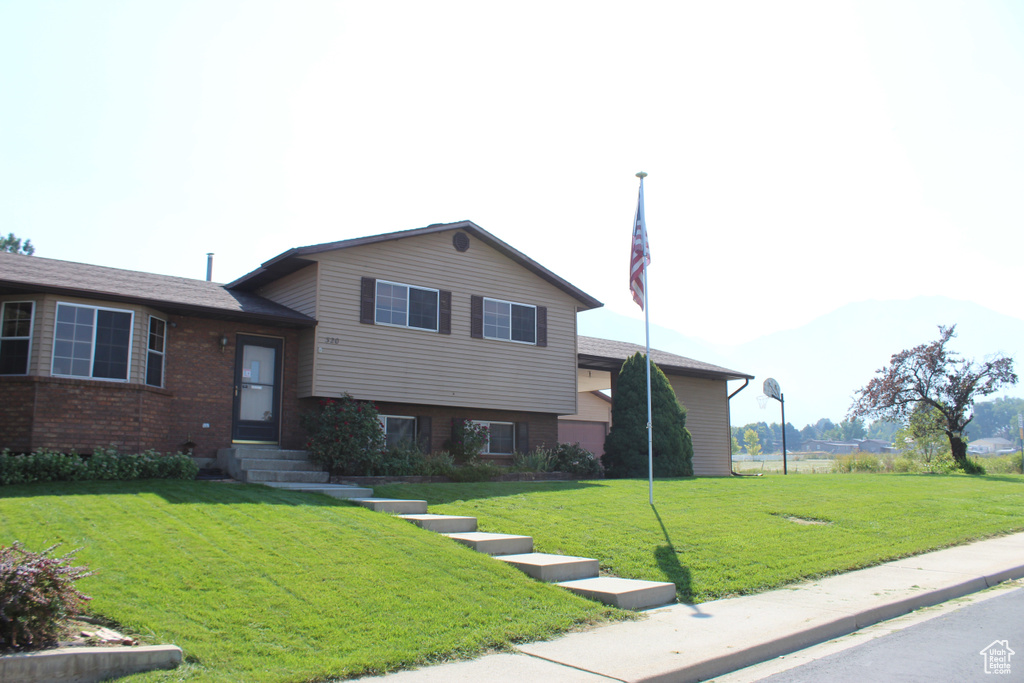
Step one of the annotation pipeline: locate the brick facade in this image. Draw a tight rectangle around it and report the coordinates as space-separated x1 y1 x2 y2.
0 315 304 458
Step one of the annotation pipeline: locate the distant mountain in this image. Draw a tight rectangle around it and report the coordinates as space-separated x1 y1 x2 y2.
578 296 1024 429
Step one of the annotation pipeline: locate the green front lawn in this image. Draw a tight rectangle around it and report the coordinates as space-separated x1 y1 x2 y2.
375 474 1024 602
0 481 620 682
1 475 1022 682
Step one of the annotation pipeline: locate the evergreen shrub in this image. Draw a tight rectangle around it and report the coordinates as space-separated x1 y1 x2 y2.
301 395 387 475
0 449 198 486
603 353 693 478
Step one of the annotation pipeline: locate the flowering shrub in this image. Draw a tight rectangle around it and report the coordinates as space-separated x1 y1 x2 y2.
551 442 604 476
0 449 198 486
443 421 490 463
0 542 93 651
300 395 387 475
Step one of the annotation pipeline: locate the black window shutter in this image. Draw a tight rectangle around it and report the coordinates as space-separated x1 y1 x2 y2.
470 295 483 338
439 291 451 335
417 416 432 454
360 277 376 324
536 306 547 347
514 422 529 454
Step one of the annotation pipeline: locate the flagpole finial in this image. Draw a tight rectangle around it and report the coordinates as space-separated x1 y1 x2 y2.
636 171 648 179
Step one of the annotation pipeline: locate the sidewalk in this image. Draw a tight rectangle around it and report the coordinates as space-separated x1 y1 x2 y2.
361 532 1024 682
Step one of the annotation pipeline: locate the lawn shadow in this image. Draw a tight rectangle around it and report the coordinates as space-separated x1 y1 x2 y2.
372 480 608 504
0 479 353 507
651 504 709 616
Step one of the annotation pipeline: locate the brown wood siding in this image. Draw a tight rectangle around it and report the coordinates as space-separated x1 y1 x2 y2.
667 375 733 477
257 265 319 396
301 230 580 414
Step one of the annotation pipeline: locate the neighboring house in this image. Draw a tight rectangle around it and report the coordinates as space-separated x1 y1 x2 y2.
968 437 1014 454
0 220 752 475
565 337 753 476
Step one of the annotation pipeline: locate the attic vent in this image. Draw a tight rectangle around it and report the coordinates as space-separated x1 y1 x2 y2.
453 232 470 252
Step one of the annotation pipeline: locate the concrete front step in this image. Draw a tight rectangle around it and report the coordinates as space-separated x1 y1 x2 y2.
352 498 429 514
557 577 677 610
498 553 599 582
238 458 324 473
446 532 534 556
229 448 312 461
262 483 374 499
245 469 330 484
400 514 478 533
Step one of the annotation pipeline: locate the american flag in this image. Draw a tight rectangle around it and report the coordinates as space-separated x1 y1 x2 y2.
629 179 650 309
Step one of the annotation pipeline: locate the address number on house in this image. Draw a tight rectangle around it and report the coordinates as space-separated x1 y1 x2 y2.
322 337 342 345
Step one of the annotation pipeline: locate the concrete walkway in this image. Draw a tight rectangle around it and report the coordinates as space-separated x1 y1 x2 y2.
360 532 1024 682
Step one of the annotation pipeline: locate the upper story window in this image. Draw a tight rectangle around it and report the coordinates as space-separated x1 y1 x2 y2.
146 316 166 387
375 280 439 331
52 303 133 381
361 277 451 334
0 301 34 375
483 298 536 344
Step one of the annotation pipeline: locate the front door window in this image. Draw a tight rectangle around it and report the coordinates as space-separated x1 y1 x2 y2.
232 335 283 443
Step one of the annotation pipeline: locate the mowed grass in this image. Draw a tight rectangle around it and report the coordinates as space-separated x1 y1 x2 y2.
0 480 621 682
375 474 1024 603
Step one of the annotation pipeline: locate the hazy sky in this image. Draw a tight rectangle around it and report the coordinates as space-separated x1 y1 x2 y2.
3 1 1022 346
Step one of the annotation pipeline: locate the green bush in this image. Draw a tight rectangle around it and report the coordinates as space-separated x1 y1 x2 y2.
442 421 490 464
981 453 1024 474
0 542 93 652
603 353 693 478
448 457 504 482
510 449 554 473
0 449 198 486
301 395 387 475
418 450 457 477
551 442 604 476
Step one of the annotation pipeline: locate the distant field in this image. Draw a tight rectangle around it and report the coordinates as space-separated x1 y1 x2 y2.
732 456 835 474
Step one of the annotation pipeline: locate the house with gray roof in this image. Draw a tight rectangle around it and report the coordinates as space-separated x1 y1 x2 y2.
0 220 751 476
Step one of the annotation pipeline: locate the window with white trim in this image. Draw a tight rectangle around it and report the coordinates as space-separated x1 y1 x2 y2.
483 298 536 344
52 303 133 381
380 415 417 449
473 420 515 455
146 316 166 387
0 301 34 375
375 281 439 331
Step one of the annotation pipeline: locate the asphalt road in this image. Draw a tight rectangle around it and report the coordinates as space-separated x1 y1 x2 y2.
754 586 1024 682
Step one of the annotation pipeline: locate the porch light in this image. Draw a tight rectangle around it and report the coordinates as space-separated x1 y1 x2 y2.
219 334 229 351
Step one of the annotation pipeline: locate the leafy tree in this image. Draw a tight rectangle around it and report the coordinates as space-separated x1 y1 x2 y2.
822 417 867 441
965 397 1024 441
0 233 34 255
867 419 901 443
731 433 741 455
603 353 693 478
894 404 950 465
851 325 1017 472
743 429 762 457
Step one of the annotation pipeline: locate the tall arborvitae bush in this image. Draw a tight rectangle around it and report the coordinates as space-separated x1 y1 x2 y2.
603 352 693 478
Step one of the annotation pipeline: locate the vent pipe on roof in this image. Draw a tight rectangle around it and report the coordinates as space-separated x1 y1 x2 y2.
206 253 214 282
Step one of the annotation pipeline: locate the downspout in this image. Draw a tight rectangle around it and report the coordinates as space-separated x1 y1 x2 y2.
727 379 761 477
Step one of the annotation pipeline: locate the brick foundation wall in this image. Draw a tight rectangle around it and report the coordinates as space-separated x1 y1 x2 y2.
0 378 38 452
298 397 559 463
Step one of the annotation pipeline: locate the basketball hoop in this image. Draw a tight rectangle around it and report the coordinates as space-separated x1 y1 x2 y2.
757 394 769 409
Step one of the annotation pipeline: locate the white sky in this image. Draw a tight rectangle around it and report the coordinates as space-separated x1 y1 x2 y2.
2 1 1022 345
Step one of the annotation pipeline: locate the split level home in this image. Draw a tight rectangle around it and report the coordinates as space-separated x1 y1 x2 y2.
0 221 752 476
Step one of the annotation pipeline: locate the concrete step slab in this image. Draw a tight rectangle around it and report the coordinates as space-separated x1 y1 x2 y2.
498 553 599 582
352 498 429 514
262 483 373 499
445 532 533 556
239 458 323 472
557 577 677 610
400 514 477 533
245 470 330 484
229 448 312 461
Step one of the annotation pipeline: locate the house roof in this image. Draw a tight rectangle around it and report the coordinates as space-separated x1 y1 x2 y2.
227 220 604 311
0 252 317 327
577 336 753 381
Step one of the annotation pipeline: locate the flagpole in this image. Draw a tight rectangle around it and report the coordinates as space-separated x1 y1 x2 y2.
636 172 654 506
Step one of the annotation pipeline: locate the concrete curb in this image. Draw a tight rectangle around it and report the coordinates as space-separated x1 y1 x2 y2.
0 644 182 683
